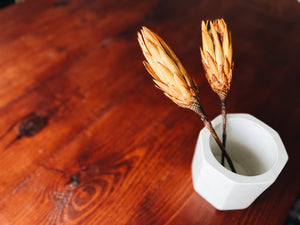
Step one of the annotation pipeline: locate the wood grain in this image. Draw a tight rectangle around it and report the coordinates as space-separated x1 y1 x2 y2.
0 0 299 224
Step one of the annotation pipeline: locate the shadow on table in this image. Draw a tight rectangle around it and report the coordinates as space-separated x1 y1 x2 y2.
285 192 300 225
0 0 17 9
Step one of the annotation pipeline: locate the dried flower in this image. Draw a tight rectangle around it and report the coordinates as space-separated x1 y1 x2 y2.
137 26 199 110
137 26 236 173
200 19 233 99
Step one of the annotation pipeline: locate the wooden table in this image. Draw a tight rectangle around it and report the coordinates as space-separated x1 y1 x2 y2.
0 0 299 224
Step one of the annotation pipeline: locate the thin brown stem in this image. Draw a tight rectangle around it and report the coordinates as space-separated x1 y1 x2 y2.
190 102 236 173
221 97 227 166
203 120 236 173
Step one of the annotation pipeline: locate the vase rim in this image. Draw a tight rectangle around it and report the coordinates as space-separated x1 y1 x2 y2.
199 113 288 184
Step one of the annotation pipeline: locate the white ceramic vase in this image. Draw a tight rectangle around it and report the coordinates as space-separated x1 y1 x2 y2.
192 113 288 210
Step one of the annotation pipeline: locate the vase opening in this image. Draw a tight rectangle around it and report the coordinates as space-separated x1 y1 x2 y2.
209 118 277 176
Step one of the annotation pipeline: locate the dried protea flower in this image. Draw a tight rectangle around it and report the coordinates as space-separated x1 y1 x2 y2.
138 26 236 173
137 26 200 110
200 19 234 166
200 19 233 99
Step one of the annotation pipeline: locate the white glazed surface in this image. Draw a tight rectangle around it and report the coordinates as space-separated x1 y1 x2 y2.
192 113 288 210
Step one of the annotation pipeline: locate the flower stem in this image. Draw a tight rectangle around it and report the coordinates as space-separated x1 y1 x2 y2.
190 102 236 173
221 97 227 166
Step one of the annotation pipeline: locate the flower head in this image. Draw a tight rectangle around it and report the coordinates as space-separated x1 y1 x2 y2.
200 19 233 99
138 26 199 109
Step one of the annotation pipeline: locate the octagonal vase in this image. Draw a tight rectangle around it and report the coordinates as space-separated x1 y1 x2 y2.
192 113 288 210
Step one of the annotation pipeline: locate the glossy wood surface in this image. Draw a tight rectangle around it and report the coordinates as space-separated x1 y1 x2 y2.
0 0 299 224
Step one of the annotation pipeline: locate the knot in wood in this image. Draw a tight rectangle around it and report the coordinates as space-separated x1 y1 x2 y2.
19 112 48 137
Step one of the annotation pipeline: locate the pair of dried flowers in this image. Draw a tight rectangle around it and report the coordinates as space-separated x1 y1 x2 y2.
137 19 235 172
